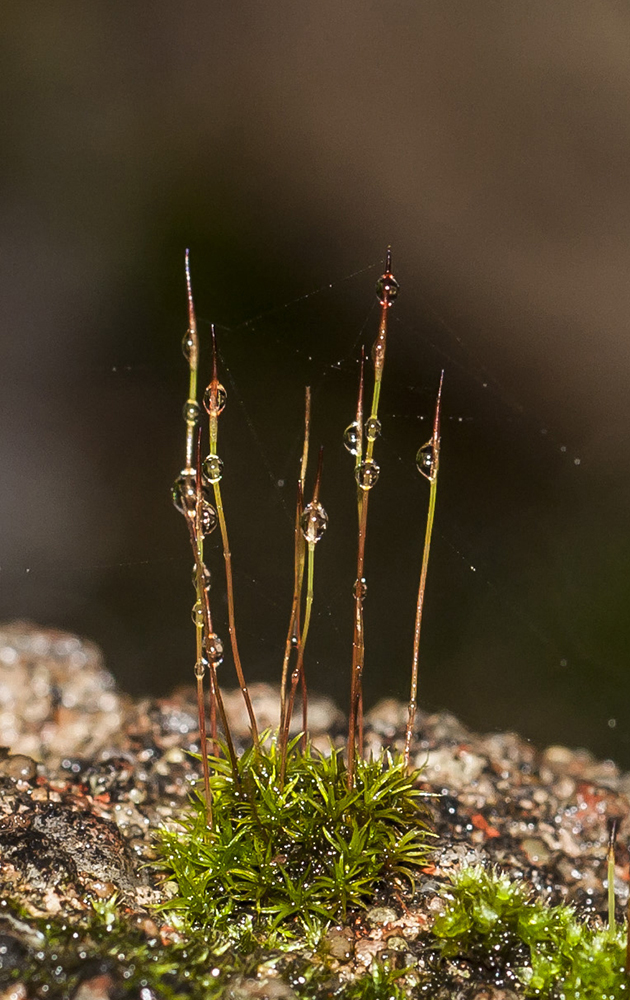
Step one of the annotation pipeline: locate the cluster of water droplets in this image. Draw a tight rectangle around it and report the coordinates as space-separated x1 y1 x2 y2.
171 469 218 536
300 501 328 544
354 459 380 491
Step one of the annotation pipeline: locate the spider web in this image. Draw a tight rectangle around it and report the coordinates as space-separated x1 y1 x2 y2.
2 258 624 765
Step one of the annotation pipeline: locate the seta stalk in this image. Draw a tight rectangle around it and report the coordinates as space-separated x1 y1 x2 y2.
346 249 399 788
403 370 443 768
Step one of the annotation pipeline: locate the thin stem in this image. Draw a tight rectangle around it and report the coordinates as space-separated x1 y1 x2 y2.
280 540 316 786
213 480 260 747
608 820 618 935
404 372 443 768
184 249 199 469
348 491 369 788
281 388 311 722
347 250 398 788
205 328 260 748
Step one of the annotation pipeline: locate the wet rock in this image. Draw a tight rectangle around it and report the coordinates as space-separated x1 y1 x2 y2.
520 837 552 865
221 683 343 737
227 977 297 1000
325 925 354 961
0 622 127 766
72 974 116 1000
366 906 398 926
0 802 138 904
423 747 485 789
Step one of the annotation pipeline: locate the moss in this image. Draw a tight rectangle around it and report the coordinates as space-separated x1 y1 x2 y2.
433 866 629 998
159 736 433 934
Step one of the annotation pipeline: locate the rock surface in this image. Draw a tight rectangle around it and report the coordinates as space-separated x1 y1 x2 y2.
0 622 627 997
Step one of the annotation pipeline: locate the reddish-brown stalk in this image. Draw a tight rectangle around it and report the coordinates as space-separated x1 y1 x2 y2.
403 371 443 768
347 251 398 788
193 432 212 824
280 387 311 727
186 491 240 783
204 330 260 748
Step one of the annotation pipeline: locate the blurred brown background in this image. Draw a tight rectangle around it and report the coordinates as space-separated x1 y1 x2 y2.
2 2 630 761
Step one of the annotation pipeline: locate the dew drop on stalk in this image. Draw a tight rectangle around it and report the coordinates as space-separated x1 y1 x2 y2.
355 459 380 490
199 502 218 536
300 502 328 543
181 331 195 361
416 442 434 478
203 454 224 484
353 577 367 600
365 417 381 442
191 601 204 627
192 564 212 591
172 470 202 516
193 659 206 680
182 400 200 425
203 383 227 415
375 272 399 306
343 422 361 455
206 633 224 665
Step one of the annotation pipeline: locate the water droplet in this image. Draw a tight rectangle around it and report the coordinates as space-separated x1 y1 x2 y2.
172 470 218 533
192 564 211 591
375 272 399 306
191 601 204 627
365 416 381 442
355 459 380 490
300 501 328 543
203 383 227 415
353 578 367 600
199 503 218 536
183 400 200 425
290 634 299 648
194 659 206 680
203 454 224 484
343 422 361 455
181 331 195 361
206 633 224 665
416 443 434 478
574 458 581 466
560 445 567 453
172 469 198 515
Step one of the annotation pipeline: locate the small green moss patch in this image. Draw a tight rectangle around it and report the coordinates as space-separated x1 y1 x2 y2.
159 737 433 932
434 866 628 998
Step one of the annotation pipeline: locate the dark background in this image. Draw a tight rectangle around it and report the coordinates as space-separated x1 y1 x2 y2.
2 2 630 762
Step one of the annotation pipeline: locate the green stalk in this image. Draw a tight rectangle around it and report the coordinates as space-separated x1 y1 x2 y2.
279 540 315 787
280 387 310 724
404 371 443 768
279 448 326 786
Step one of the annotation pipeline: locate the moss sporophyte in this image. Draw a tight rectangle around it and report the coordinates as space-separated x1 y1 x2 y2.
158 251 630 996
165 247 439 933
